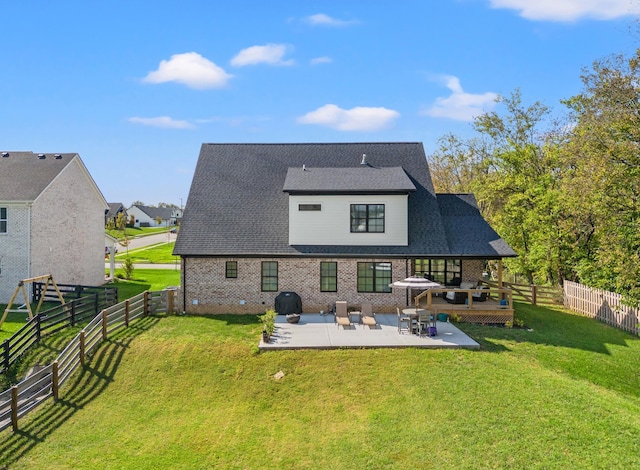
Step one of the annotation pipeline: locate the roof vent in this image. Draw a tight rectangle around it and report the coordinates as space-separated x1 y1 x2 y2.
54 154 62 159
1 152 8 158
302 164 306 171
360 153 367 165
37 153 46 159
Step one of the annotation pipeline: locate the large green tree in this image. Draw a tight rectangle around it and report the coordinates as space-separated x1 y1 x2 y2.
561 51 640 303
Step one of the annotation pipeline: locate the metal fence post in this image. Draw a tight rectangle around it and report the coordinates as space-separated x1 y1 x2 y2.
125 299 130 327
70 300 76 327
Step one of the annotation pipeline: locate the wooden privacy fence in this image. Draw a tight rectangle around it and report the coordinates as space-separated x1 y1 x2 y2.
0 289 175 433
482 280 563 306
1 288 118 376
564 281 639 336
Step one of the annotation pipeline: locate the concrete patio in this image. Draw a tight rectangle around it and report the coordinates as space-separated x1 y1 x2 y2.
259 313 480 350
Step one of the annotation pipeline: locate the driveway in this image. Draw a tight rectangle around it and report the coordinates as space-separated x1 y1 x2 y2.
116 231 176 251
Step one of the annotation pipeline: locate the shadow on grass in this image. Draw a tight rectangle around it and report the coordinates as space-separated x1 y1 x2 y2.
458 302 637 355
0 315 160 466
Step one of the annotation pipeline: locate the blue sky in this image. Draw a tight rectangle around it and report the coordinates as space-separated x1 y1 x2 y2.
2 1 638 207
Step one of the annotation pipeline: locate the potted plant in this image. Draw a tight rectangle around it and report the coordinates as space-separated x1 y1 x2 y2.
259 308 277 343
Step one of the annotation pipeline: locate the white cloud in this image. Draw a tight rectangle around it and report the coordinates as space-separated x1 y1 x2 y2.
142 52 233 89
297 104 400 131
128 116 194 129
310 56 333 65
421 76 498 122
489 0 640 21
304 13 359 26
230 44 294 67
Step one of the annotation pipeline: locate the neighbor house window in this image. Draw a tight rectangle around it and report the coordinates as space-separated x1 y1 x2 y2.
357 262 392 293
299 204 321 211
0 208 6 233
414 259 461 285
350 204 384 233
261 261 278 292
320 262 337 292
225 261 237 278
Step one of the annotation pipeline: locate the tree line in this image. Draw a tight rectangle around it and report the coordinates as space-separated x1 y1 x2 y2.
428 50 640 305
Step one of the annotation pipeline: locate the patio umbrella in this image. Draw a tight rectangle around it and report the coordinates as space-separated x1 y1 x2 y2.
389 276 441 307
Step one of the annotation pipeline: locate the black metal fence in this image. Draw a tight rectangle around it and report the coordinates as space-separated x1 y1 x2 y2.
1 286 118 375
32 282 118 304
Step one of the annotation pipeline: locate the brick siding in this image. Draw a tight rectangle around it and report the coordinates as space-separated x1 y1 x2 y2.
180 257 488 314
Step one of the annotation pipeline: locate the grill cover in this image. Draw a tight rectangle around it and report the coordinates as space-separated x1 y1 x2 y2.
274 291 302 315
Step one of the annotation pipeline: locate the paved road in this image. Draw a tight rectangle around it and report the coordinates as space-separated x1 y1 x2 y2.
114 231 177 252
106 231 180 272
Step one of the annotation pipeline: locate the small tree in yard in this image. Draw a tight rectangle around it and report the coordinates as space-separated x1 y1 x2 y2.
123 257 135 280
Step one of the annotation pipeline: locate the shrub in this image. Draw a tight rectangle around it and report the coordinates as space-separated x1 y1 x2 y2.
258 308 277 336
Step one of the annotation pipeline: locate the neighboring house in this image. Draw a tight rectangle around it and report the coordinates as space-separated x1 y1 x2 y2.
173 142 516 314
127 205 181 228
0 151 108 303
105 202 127 227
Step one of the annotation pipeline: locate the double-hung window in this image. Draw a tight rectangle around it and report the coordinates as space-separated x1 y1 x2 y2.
261 261 278 292
357 262 392 293
225 261 238 278
350 204 384 233
320 262 337 292
0 208 6 233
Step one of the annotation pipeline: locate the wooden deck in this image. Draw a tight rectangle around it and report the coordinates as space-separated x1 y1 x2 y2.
414 288 514 324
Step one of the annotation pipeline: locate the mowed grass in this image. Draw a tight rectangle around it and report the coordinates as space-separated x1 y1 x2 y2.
114 242 178 264
1 304 639 469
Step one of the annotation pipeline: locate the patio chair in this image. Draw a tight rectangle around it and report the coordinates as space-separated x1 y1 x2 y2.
334 301 352 329
416 311 433 337
397 307 411 334
361 303 377 329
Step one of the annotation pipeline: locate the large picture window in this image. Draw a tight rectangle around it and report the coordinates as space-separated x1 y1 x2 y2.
357 262 392 293
414 259 461 285
0 208 6 233
350 204 384 233
320 262 337 292
261 261 278 292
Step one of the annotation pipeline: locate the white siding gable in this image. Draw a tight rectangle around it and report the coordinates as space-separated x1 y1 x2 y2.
288 194 408 246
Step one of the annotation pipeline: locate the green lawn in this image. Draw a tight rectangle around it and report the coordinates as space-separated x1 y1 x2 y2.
1 302 638 468
106 226 170 241
114 241 179 264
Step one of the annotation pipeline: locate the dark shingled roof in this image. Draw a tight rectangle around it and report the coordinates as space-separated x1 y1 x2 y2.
437 194 517 257
0 151 79 201
174 143 515 258
283 166 416 193
131 205 173 220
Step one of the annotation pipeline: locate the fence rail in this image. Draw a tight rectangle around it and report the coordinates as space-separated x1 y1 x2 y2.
482 280 563 306
33 282 117 304
1 289 118 376
564 281 639 336
0 289 175 433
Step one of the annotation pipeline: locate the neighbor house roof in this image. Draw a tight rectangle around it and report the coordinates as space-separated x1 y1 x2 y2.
174 142 515 258
106 202 126 218
0 151 80 201
130 205 173 220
